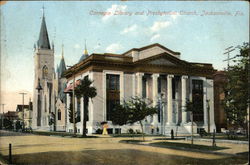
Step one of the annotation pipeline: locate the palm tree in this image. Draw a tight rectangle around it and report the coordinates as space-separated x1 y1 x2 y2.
75 76 97 137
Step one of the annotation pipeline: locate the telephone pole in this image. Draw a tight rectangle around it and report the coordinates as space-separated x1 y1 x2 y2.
19 92 27 130
1 104 5 129
223 46 235 70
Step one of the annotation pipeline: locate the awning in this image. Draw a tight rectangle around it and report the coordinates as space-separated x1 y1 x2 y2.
64 79 81 93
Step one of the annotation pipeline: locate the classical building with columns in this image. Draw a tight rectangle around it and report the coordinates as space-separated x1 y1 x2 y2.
64 43 216 135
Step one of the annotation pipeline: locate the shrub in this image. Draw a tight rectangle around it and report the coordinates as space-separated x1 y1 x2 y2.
127 128 134 134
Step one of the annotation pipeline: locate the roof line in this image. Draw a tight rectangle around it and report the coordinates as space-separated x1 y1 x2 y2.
122 43 181 56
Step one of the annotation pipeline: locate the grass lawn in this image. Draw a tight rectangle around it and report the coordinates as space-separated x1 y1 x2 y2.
112 133 163 137
149 141 229 151
31 131 98 138
201 135 249 141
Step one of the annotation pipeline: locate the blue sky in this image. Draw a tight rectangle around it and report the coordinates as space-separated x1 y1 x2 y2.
0 1 249 111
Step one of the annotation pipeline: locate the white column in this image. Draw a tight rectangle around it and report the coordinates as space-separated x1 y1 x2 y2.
152 74 159 124
181 75 188 124
66 93 70 131
167 75 174 125
136 73 144 97
102 72 106 121
132 74 136 97
120 72 124 102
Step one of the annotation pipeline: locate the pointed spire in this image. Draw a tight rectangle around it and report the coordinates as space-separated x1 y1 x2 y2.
62 44 64 59
58 44 66 78
84 39 88 55
42 5 45 18
37 6 51 49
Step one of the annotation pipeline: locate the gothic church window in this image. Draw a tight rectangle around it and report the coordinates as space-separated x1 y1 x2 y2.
58 109 61 120
42 65 48 79
45 95 47 112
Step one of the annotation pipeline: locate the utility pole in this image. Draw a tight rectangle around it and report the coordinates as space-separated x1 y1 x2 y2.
19 92 27 131
223 46 235 70
1 104 5 129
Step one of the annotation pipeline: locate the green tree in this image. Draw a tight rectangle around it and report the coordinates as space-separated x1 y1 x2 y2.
112 102 130 126
112 97 157 141
185 99 202 145
75 76 97 137
15 120 22 131
68 101 80 124
224 42 249 136
3 118 13 130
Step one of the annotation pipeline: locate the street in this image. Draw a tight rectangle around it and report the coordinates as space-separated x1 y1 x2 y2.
0 130 248 165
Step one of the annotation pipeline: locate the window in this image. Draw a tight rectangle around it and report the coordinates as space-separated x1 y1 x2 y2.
192 80 204 122
158 77 161 94
172 78 176 99
77 98 81 122
158 103 161 123
106 74 120 121
106 74 119 90
58 109 61 120
142 77 147 98
44 95 47 112
42 65 48 79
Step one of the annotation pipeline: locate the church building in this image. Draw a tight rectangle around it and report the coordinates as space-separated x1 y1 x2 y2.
64 43 216 135
32 12 67 131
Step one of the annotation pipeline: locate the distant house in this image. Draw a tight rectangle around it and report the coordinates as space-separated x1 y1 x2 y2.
16 100 33 128
4 111 19 121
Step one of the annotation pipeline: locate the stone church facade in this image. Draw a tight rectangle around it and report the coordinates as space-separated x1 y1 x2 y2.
64 43 216 135
32 13 66 131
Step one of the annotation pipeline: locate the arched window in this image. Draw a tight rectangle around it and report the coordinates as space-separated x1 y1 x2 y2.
58 109 61 120
44 95 47 112
42 65 48 79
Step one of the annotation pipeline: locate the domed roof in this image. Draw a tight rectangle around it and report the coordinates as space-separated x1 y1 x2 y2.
79 42 89 62
79 54 88 62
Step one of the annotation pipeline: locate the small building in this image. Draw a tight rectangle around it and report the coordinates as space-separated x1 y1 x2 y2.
16 101 33 129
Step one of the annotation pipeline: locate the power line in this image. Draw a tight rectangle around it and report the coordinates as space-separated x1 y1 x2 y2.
223 46 235 70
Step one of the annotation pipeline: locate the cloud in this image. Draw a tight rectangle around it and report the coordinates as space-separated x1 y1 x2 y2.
121 24 138 34
150 21 171 32
102 4 127 22
150 34 160 41
106 43 123 53
74 44 80 49
171 12 180 20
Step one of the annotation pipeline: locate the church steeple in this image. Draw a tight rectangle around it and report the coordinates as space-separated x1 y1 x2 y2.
37 6 51 49
58 44 66 78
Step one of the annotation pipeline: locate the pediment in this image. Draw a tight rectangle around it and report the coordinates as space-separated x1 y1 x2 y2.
137 52 189 67
148 58 176 66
